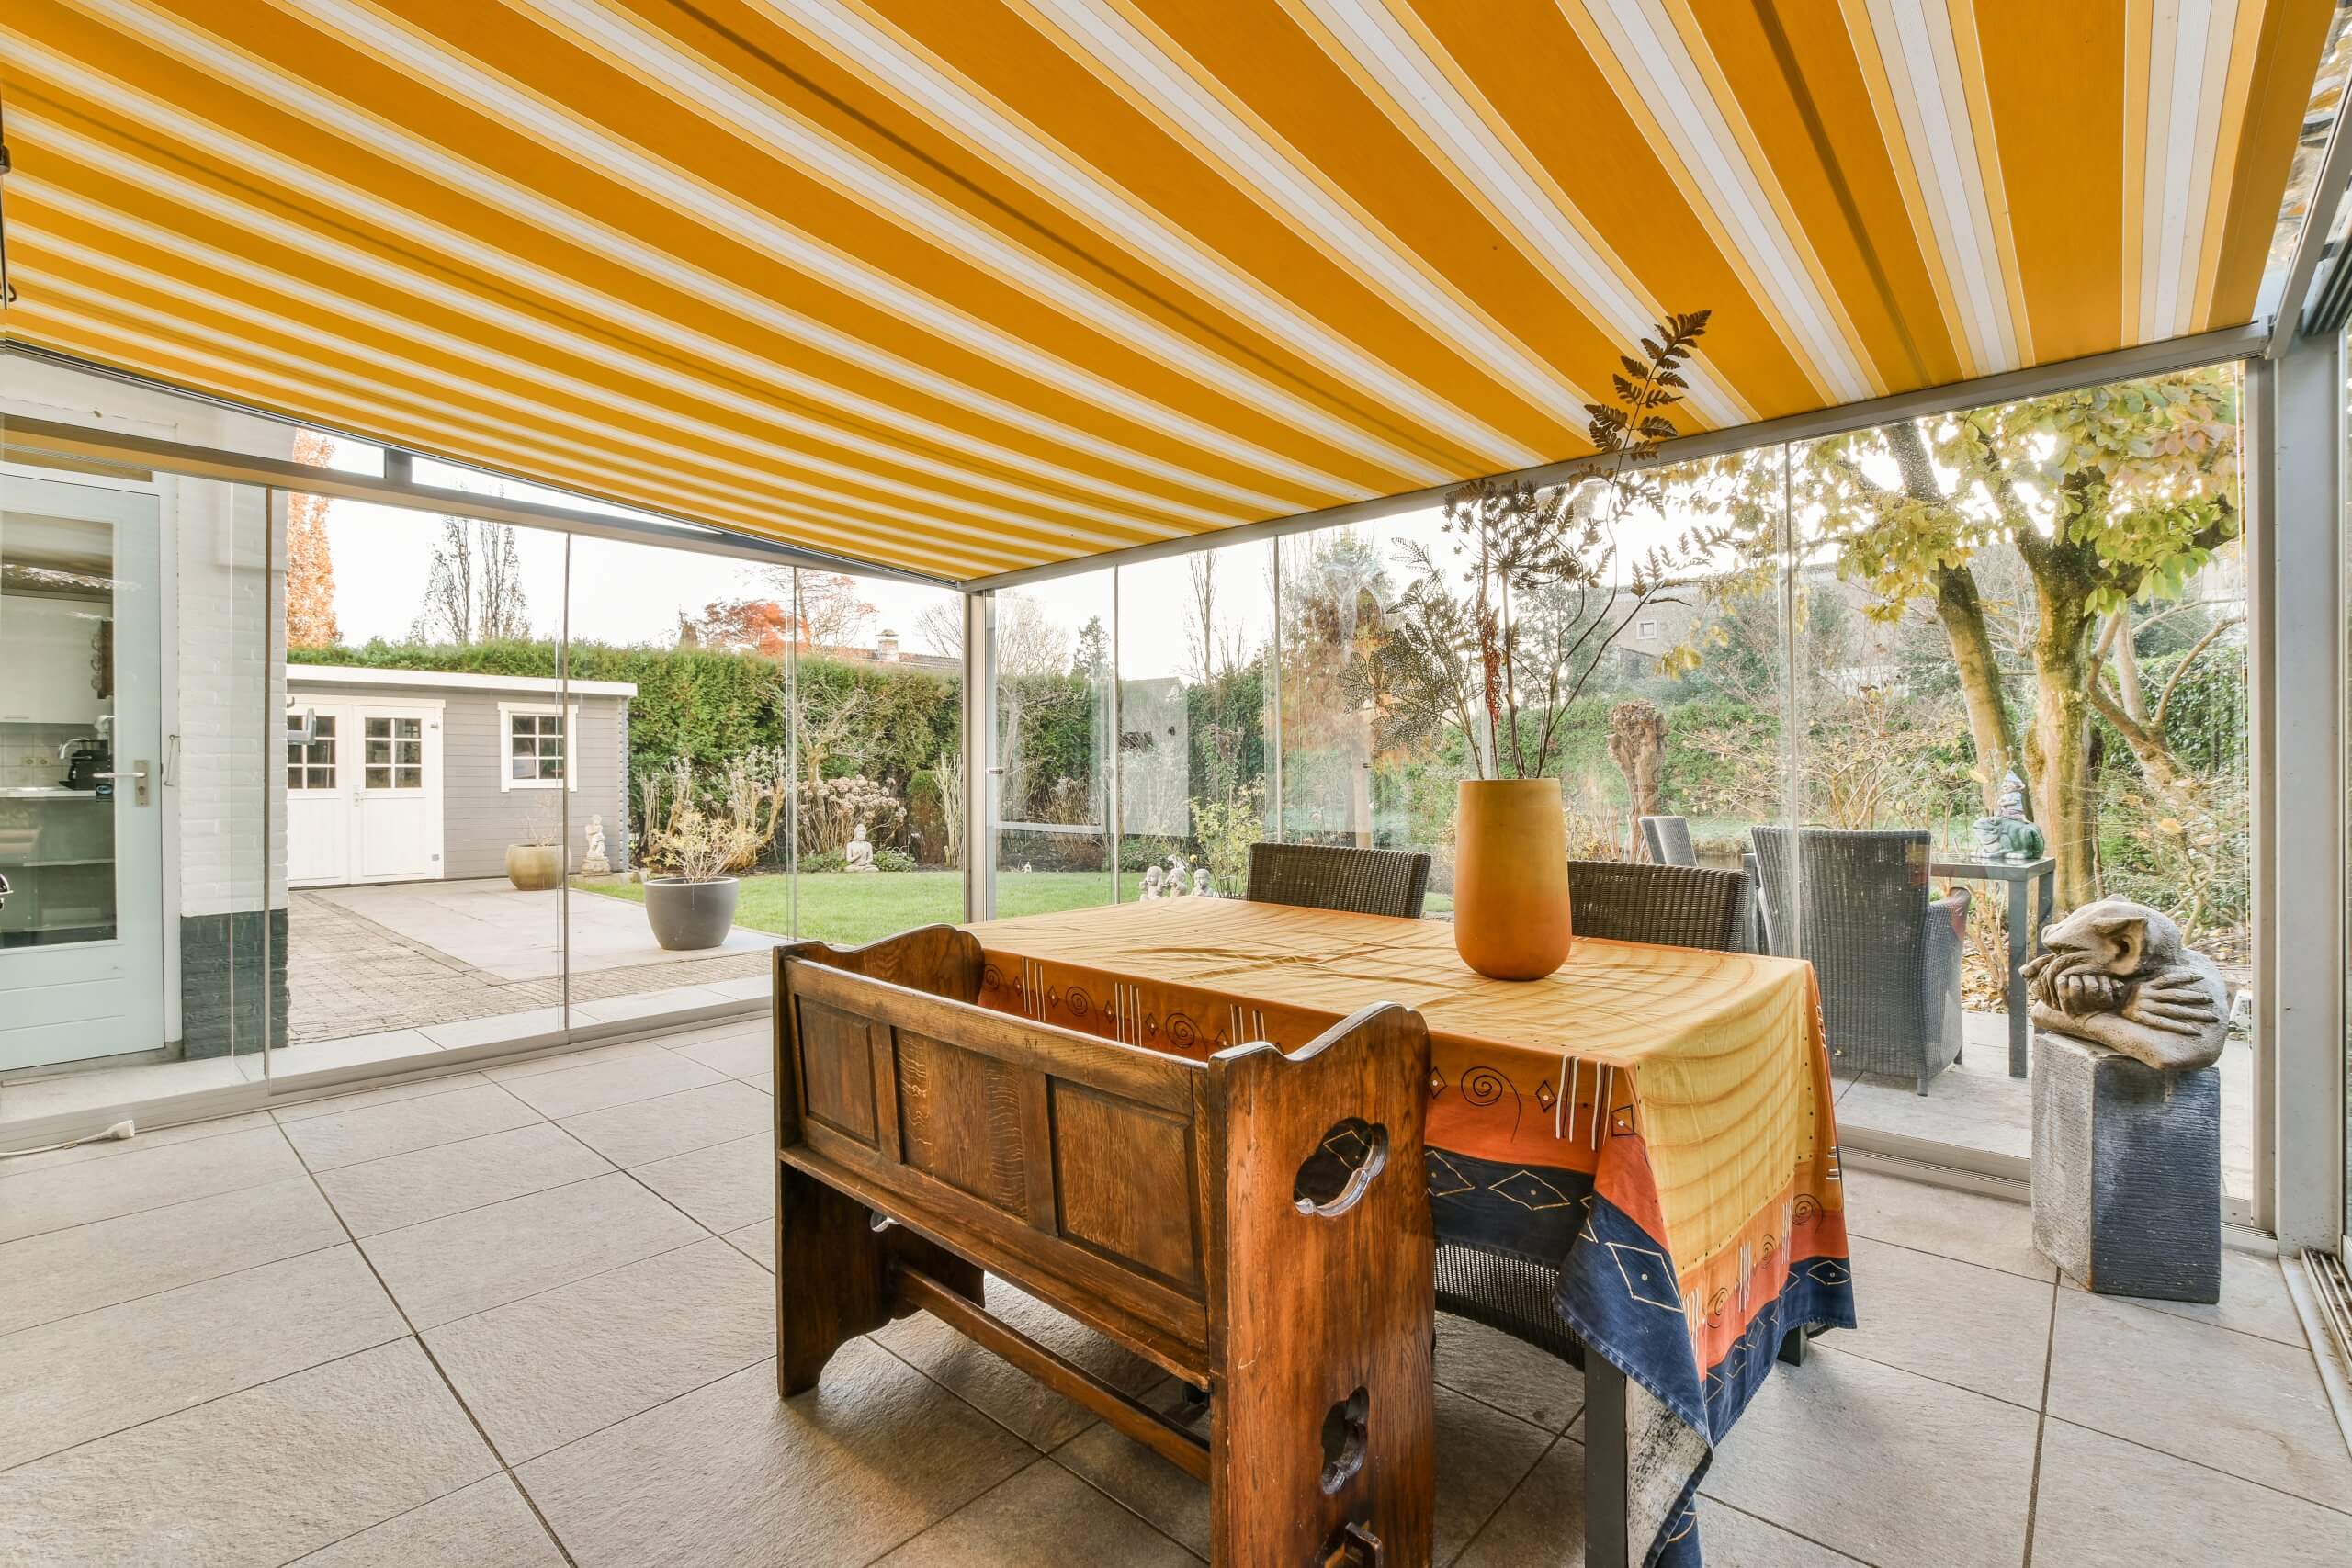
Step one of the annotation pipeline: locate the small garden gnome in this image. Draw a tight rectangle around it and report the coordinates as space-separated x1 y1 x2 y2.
844 822 876 872
581 815 611 875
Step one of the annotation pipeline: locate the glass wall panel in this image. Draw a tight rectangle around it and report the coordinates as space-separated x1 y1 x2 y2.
1114 542 1273 898
991 572 1115 915
273 491 570 1064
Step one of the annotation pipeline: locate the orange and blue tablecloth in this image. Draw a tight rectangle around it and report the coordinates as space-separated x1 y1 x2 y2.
963 897 1855 1568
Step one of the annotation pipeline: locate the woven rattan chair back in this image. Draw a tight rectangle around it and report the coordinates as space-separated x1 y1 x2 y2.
1566 860 1753 952
1245 841 1431 919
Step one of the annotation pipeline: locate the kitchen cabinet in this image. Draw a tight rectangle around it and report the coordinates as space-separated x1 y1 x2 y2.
0 593 107 725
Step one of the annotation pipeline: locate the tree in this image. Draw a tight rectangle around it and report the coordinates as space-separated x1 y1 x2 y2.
284 431 340 649
913 594 1069 676
1607 700 1667 854
1069 615 1109 682
413 517 530 644
776 570 874 652
682 597 793 658
1699 368 2239 908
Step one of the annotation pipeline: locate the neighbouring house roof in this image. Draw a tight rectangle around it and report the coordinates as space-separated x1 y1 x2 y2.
0 3 2336 582
287 663 637 699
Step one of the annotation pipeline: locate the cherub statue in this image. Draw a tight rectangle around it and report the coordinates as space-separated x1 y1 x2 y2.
1192 866 1212 897
1141 865 1164 900
581 814 611 875
2021 899 2231 1072
1164 852 1189 895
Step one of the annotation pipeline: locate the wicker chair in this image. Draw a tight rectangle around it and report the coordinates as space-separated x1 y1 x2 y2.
1245 841 1430 919
1566 859 1756 952
1638 815 1697 866
1748 827 1969 1094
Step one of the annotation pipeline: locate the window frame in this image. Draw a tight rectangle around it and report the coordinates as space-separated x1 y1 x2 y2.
497 701 581 792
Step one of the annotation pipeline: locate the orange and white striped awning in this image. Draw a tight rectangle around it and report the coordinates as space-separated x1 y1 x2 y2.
1 2 2337 581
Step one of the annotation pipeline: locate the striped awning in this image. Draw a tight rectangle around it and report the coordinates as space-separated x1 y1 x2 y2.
1 2 2336 582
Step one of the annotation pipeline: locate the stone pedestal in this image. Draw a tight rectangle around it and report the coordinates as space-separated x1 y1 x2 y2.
2031 1032 2219 1302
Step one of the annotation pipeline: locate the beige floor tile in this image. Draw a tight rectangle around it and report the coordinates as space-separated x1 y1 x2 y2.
668 1030 773 1082
0 1110 273 1176
288 1475 565 1567
1050 1380 1548 1563
0 1341 495 1568
556 1080 770 1168
2058 1247 2308 1348
499 1051 724 1120
0 1176 345 1335
632 1132 772 1234
515 1345 1031 1568
1699 1348 2039 1568
876 1275 1167 1450
270 1070 493 1123
2030 1418 2352 1567
0 1125 304 1242
0 1247 406 1470
315 1122 614 1237
1436 1312 1585 1432
359 1172 703 1328
2045 1288 2352 1506
424 1237 774 1461
1832 1236 2052 1406
281 1083 541 1173
1838 1166 2053 1281
724 1221 772 1269
875 1459 1199 1565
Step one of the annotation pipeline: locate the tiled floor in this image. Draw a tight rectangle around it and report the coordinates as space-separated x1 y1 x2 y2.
3 1023 2345 1567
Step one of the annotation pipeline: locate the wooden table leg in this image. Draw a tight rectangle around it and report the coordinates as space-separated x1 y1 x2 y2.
1582 1355 1630 1568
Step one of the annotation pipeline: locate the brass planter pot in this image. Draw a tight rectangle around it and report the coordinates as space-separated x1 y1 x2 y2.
1452 778 1571 981
504 843 563 892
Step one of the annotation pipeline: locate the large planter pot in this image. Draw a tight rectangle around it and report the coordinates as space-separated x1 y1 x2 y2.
1452 778 1571 981
504 843 563 892
644 876 741 952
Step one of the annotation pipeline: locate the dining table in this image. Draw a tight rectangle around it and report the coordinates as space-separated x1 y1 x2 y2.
961 896 1857 1568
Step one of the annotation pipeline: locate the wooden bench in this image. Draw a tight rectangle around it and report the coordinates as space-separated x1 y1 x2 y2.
771 925 1437 1566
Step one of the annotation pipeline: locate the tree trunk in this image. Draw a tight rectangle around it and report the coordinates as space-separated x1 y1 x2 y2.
2023 581 2100 908
1932 564 2016 813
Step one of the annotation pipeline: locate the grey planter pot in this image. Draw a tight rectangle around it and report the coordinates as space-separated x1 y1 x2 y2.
644 876 740 952
505 844 563 892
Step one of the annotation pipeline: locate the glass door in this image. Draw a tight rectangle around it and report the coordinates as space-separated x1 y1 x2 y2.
0 471 166 1068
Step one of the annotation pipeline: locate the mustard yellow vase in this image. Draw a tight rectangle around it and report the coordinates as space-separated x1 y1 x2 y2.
1452 778 1572 981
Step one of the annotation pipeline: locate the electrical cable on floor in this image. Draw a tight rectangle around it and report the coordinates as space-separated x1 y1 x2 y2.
0 1120 136 1158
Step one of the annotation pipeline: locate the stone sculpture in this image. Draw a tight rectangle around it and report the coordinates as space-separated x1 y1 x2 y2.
1141 866 1164 900
2021 899 2231 1072
1971 814 2045 861
581 814 612 875
1193 866 1213 897
844 823 876 873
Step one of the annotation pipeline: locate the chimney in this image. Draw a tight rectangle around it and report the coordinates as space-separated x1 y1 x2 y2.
876 627 899 661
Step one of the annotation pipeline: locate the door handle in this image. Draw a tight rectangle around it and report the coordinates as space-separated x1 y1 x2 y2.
95 765 150 807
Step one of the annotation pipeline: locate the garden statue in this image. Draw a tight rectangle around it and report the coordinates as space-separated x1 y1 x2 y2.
2022 899 2231 1072
1142 866 1164 900
1193 866 1213 897
581 815 611 875
844 823 876 873
1165 853 1189 895
2026 898 2230 1303
1997 768 2027 819
1971 814 2046 862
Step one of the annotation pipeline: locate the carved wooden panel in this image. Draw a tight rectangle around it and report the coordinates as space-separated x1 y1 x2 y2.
797 998 878 1145
896 1030 1031 1214
1050 1081 1202 1293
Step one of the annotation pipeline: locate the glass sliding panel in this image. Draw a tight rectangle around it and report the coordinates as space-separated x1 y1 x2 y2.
791 570 967 945
275 495 568 1065
991 573 1115 916
1114 542 1273 899
1785 368 2253 1208
561 536 785 1026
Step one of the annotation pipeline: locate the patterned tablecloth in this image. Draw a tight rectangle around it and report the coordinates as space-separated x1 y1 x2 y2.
963 897 1856 1568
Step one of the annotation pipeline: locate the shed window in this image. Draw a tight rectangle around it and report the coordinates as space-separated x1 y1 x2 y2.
500 703 580 791
287 713 336 790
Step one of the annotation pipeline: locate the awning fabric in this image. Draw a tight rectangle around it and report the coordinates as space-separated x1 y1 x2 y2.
1 2 2335 581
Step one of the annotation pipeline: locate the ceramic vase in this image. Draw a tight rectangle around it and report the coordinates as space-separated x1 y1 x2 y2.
1452 777 1571 981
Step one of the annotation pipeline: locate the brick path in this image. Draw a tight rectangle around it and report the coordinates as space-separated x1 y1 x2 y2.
284 890 767 1043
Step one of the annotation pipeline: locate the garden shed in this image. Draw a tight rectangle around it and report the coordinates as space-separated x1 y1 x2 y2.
283 664 635 886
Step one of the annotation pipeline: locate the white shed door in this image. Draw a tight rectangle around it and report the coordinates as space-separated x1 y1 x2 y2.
287 702 444 886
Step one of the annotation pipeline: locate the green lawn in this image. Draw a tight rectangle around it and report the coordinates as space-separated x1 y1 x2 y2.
577 867 1453 948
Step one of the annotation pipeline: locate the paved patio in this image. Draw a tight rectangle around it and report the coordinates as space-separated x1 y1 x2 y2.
1 1023 2343 1566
